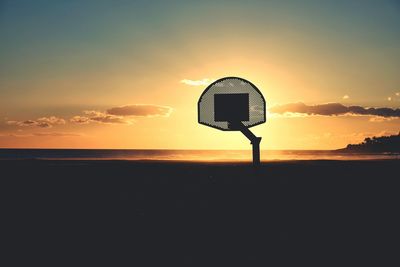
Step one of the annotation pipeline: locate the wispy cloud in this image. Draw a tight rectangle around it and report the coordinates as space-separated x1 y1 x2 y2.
71 104 173 125
0 132 82 137
343 95 349 99
368 117 398 122
269 102 400 118
32 132 82 137
6 116 66 128
70 110 133 125
70 116 91 124
107 104 172 117
180 78 211 86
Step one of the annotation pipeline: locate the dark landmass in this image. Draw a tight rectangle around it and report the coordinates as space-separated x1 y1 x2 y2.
2 159 400 265
337 132 400 153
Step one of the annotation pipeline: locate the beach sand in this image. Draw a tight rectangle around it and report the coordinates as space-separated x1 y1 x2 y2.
2 159 399 265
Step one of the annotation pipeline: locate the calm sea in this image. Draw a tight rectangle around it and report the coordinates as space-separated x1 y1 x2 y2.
0 149 398 161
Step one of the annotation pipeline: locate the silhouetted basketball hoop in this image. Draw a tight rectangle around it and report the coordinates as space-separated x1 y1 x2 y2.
198 77 266 165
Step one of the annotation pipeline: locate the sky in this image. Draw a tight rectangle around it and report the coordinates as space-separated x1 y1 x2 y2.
0 0 399 149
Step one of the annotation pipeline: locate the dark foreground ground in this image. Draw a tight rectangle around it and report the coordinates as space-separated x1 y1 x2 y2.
1 159 399 266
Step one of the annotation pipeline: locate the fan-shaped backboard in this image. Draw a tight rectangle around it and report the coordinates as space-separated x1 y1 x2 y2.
198 77 266 131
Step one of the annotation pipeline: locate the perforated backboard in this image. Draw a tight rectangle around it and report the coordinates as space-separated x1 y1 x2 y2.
198 77 266 131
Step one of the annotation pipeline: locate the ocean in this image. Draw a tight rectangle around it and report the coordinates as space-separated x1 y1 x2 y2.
0 149 398 161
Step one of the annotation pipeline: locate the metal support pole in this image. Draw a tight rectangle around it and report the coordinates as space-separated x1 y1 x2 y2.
229 121 262 165
251 137 262 165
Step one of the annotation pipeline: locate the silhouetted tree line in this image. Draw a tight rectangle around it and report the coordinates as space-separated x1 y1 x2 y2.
339 132 400 153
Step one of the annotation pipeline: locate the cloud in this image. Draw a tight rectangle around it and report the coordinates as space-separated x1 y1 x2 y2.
83 110 132 124
388 97 392 101
368 117 398 122
269 102 400 118
71 104 173 125
343 95 349 99
7 120 40 127
0 132 82 137
396 92 400 97
180 78 211 86
106 104 172 117
6 116 65 128
70 116 91 124
32 132 82 137
70 110 133 125
37 116 65 125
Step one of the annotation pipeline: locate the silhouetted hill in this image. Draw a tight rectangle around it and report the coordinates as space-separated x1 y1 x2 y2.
338 132 400 153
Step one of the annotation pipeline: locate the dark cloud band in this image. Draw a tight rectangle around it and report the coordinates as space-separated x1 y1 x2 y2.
269 102 400 118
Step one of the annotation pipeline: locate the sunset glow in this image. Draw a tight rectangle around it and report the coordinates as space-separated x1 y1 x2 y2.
1 1 399 150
